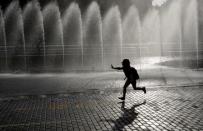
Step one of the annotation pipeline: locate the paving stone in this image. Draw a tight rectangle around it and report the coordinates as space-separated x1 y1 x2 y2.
0 87 202 130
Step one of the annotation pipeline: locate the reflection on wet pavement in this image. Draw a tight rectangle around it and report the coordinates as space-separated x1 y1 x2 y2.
0 67 202 97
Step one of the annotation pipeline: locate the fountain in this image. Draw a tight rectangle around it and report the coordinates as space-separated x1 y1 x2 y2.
199 0 203 67
183 0 199 68
4 1 26 72
158 0 200 68
0 8 7 72
152 0 181 68
0 0 201 72
142 8 161 57
122 5 141 66
103 6 123 68
23 0 45 72
43 2 64 71
62 2 83 71
83 2 103 70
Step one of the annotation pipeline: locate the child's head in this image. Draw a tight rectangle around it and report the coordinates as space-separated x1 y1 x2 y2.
122 59 130 67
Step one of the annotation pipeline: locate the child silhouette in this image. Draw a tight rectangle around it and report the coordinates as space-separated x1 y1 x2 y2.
111 59 146 100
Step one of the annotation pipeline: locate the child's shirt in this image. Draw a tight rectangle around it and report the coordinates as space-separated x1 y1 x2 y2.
123 67 139 81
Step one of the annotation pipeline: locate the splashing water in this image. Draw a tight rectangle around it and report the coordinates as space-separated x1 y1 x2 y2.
0 0 200 72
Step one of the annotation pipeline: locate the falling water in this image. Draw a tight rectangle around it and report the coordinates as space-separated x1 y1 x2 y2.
178 0 183 67
103 6 123 68
0 9 7 71
19 11 27 70
142 8 161 57
62 2 83 70
83 1 103 69
161 0 182 59
43 2 64 70
23 0 46 71
195 0 199 68
183 0 199 68
123 5 141 67
4 1 26 71
199 1 203 68
41 16 46 68
0 0 201 72
59 14 65 68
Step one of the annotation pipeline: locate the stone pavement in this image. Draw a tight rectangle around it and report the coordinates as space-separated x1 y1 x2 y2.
0 86 202 131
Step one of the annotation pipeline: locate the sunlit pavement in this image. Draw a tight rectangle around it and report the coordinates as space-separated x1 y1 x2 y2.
0 68 202 130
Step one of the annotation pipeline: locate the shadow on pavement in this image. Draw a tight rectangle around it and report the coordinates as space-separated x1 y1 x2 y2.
103 100 146 131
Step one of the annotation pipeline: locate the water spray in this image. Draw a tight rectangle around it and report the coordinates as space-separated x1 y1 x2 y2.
152 0 169 7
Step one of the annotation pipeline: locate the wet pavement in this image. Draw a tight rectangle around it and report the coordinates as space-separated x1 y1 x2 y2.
0 68 203 97
0 87 202 131
0 68 202 130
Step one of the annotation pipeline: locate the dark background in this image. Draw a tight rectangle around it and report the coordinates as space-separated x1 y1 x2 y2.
0 0 153 19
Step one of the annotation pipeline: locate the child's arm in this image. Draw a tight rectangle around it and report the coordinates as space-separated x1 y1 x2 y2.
111 64 123 70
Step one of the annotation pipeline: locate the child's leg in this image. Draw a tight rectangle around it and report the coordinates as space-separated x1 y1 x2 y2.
121 80 130 99
131 81 146 94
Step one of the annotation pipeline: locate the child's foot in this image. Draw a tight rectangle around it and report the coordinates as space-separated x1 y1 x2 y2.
118 97 125 100
143 87 146 94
